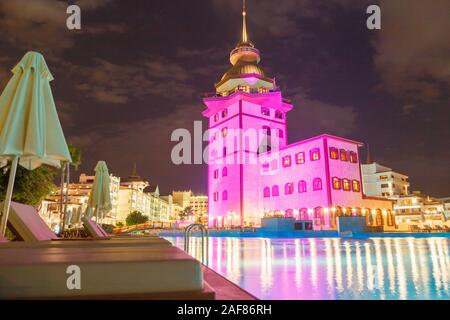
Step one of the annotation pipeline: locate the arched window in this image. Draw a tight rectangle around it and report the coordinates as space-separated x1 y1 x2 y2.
310 148 321 161
261 107 270 116
222 108 228 118
300 208 308 220
285 209 294 218
314 207 325 226
298 180 307 193
332 177 341 190
340 149 348 161
263 187 271 198
222 167 228 177
330 147 338 160
352 180 360 192
272 185 280 197
285 183 294 195
275 110 283 119
262 126 271 136
387 210 395 227
222 127 228 137
313 178 322 191
376 210 384 226
222 190 228 201
343 178 351 191
282 155 291 168
296 152 305 164
349 151 358 163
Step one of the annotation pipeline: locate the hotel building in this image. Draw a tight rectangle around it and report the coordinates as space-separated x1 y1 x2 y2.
203 3 393 230
361 162 410 197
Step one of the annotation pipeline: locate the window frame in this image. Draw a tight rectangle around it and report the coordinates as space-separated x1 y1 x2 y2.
310 148 321 161
296 152 305 165
313 178 323 191
282 155 292 168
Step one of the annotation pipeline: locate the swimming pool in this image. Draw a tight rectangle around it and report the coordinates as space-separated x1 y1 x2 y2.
166 237 450 300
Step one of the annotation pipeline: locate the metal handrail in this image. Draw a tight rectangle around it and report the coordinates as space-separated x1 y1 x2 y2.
184 224 209 265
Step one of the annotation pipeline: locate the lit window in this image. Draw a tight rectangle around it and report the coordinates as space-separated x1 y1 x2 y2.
349 151 358 163
272 185 280 197
262 126 271 136
222 108 228 118
222 127 228 137
310 148 321 161
275 110 283 119
261 107 270 116
222 190 228 201
263 187 271 198
352 180 360 192
313 178 322 191
258 87 269 94
282 156 291 168
343 178 351 191
222 167 228 177
300 208 308 220
314 207 325 226
285 183 294 195
298 180 307 193
262 162 270 173
278 129 284 139
329 147 338 160
296 152 305 164
332 177 341 190
340 149 348 161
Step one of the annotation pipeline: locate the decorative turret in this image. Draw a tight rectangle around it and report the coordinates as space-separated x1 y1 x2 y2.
215 0 275 94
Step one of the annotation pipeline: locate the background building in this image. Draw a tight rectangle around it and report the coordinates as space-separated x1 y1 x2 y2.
361 162 409 197
172 190 209 225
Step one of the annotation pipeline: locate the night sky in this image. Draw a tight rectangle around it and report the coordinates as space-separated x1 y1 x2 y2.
0 0 449 197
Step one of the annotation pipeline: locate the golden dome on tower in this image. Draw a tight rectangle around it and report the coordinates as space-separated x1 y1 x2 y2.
215 0 275 93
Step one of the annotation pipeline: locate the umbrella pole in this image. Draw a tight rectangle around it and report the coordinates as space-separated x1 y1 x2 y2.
61 163 70 234
0 156 19 236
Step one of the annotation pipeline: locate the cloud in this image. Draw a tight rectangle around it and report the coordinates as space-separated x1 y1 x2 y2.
373 0 450 104
0 0 116 53
290 92 358 137
70 56 196 105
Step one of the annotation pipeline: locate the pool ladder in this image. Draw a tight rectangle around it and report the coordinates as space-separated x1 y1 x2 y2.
184 224 209 265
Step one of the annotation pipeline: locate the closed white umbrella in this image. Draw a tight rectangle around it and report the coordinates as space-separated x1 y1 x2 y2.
0 52 71 235
85 161 112 223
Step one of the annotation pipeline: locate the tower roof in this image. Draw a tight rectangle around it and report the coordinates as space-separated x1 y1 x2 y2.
216 0 274 93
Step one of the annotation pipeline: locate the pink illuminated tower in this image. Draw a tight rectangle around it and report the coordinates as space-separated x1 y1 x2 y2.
203 1 393 230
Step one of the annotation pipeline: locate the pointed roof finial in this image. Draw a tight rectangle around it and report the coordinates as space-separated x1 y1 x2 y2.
241 0 248 44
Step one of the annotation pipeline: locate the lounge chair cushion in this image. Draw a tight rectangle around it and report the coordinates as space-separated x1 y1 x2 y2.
0 245 203 299
2 202 57 242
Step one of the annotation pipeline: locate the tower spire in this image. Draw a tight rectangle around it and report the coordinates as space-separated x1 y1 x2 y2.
241 0 248 44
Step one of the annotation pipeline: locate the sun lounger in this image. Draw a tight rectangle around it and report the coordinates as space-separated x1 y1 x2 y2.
81 216 110 239
2 201 58 242
0 245 208 299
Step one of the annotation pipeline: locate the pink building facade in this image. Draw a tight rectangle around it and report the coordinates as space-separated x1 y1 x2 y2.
202 4 393 230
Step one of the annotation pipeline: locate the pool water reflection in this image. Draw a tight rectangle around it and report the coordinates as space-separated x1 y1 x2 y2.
166 237 450 300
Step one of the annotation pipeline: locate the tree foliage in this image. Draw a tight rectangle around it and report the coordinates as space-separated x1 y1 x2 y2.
125 211 149 226
179 206 193 220
0 164 57 206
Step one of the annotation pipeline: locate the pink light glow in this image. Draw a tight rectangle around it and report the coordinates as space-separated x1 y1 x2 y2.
203 92 392 230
